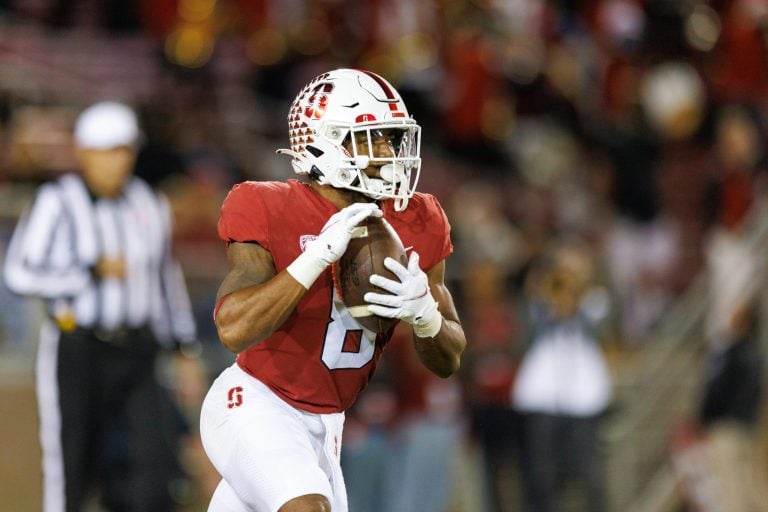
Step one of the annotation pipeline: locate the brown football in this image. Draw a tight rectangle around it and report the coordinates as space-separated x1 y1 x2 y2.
332 216 407 333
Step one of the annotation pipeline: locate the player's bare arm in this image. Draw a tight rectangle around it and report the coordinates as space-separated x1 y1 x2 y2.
215 241 307 353
413 260 466 377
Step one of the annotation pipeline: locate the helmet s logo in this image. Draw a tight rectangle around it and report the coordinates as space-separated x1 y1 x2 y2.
305 83 334 120
305 94 327 120
355 114 377 122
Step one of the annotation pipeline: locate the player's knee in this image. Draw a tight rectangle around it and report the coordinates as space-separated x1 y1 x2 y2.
278 493 332 512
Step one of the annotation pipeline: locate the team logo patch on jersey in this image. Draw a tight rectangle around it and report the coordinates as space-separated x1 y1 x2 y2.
299 235 318 252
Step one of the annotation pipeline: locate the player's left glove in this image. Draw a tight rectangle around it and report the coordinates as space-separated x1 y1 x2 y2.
365 251 443 338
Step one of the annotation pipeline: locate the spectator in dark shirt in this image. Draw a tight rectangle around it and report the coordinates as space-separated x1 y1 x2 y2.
696 302 767 512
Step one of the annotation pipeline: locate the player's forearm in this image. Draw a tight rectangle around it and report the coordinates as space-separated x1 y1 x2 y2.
413 316 466 378
215 272 306 353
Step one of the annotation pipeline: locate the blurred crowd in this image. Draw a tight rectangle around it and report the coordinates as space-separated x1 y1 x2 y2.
1 0 768 511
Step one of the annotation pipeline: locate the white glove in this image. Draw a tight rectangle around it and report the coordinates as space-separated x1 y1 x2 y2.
287 202 382 289
365 251 443 338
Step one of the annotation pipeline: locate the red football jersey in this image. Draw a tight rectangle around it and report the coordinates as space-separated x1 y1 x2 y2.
217 179 453 413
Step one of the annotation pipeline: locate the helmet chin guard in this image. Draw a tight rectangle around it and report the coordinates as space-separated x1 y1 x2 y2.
277 69 421 211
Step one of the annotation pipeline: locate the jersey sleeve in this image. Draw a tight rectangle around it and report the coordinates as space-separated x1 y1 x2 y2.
418 194 453 270
217 182 270 248
4 183 92 298
156 193 197 344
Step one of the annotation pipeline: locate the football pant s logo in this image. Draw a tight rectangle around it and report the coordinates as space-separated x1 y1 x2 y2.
227 386 244 409
304 83 334 120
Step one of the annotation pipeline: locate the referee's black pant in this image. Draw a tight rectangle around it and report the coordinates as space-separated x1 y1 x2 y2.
37 323 186 512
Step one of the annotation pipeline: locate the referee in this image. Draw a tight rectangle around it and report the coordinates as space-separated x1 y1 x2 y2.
4 101 201 511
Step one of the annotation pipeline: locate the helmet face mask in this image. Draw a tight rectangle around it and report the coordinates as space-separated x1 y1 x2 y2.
278 69 422 211
341 124 420 204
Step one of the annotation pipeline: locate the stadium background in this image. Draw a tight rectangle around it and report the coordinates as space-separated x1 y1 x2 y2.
1 0 768 510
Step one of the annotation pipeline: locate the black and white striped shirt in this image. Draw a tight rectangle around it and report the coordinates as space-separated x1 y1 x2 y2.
4 173 197 347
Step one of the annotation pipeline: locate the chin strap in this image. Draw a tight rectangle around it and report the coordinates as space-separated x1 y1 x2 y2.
276 148 301 159
379 163 409 211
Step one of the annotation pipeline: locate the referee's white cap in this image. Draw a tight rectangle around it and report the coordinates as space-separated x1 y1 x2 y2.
74 101 140 149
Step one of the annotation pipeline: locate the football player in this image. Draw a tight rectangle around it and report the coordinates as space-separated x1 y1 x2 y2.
200 69 467 512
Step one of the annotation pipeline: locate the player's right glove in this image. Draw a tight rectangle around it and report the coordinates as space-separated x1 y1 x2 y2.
287 202 382 289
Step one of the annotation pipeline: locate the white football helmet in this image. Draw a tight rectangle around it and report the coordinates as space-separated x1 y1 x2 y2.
277 68 421 211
